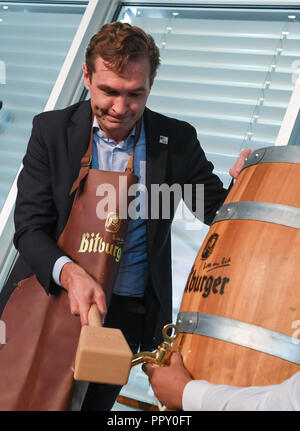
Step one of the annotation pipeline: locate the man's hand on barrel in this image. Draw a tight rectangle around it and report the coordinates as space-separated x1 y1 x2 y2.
229 149 252 179
142 352 193 410
60 262 107 326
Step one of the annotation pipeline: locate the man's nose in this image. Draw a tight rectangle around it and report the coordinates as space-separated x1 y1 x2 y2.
112 97 128 115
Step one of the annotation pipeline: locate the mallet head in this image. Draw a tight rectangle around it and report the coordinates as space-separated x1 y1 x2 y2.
74 305 133 385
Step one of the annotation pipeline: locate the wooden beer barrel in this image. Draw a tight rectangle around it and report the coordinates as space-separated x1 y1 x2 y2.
173 145 300 387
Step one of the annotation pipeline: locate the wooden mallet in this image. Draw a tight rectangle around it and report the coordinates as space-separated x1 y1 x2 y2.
74 304 133 385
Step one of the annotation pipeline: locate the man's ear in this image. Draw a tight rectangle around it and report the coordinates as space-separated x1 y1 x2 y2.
83 63 91 91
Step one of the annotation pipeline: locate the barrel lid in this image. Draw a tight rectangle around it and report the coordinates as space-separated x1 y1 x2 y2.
243 145 300 169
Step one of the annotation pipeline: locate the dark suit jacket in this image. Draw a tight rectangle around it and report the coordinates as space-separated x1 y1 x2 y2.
1 100 228 349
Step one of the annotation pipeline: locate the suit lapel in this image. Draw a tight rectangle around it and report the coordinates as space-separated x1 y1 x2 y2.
144 107 169 252
67 100 93 186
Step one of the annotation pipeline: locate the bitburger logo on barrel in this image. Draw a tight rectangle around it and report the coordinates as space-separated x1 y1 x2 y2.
201 233 219 260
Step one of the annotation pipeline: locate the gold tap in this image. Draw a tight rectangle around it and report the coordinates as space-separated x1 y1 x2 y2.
132 323 179 367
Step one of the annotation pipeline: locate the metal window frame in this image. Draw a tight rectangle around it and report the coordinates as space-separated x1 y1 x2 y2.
120 0 300 8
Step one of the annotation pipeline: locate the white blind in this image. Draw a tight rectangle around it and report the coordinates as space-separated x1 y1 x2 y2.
0 2 86 211
132 11 299 186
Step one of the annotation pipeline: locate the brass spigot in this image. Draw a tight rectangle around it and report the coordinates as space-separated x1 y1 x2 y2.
132 323 179 367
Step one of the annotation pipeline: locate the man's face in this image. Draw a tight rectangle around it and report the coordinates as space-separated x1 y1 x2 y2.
83 56 151 142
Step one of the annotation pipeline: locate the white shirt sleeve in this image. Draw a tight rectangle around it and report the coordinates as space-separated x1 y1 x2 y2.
52 256 73 286
182 371 300 411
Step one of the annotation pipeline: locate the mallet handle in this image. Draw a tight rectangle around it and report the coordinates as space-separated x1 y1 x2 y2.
88 304 102 327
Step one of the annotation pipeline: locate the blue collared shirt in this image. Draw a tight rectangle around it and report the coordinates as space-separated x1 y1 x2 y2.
92 117 148 297
53 117 148 297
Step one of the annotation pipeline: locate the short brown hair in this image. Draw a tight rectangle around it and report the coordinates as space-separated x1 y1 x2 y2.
85 22 160 86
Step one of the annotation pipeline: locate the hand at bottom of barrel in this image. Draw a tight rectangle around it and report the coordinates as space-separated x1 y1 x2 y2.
142 351 192 410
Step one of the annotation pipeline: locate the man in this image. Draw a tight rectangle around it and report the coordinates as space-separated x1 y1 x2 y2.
0 22 246 410
143 352 300 411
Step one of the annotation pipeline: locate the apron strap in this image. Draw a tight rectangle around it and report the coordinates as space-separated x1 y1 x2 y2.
69 123 94 195
125 117 142 174
69 116 142 196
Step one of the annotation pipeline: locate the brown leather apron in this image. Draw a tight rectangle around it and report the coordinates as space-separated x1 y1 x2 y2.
0 119 140 411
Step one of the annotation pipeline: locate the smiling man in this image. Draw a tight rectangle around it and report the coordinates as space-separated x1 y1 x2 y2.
1 22 247 411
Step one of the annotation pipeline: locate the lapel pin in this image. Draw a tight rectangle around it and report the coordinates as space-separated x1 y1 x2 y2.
159 135 168 145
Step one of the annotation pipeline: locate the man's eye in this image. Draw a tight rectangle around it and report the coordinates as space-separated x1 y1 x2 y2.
129 93 142 98
105 90 118 96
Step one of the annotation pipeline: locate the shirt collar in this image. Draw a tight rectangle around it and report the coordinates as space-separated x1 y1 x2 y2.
93 116 136 148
